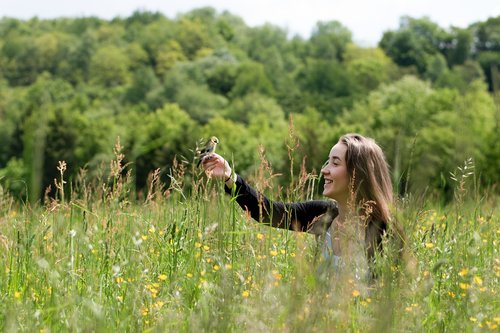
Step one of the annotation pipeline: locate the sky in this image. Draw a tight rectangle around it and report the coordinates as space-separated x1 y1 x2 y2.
1 0 499 46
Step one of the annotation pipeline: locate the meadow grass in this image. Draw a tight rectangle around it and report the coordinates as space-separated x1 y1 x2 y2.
0 152 498 332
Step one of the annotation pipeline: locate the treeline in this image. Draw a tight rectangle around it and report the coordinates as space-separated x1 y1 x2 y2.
0 8 498 202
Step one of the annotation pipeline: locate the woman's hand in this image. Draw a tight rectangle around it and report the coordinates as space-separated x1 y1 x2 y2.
201 153 233 182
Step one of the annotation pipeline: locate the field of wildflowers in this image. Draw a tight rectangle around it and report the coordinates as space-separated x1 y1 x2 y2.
0 148 498 332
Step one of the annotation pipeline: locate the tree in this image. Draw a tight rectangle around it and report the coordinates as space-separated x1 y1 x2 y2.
125 66 159 104
229 61 274 98
155 40 187 78
444 27 473 66
161 61 229 123
0 158 28 199
297 58 357 120
476 51 500 92
125 10 165 27
290 107 337 176
89 45 131 86
200 50 239 96
205 61 238 96
246 95 288 173
245 24 288 62
126 104 198 190
135 18 176 64
223 93 276 124
1 33 39 85
309 20 352 61
336 76 434 193
435 60 485 92
175 18 213 59
424 53 449 83
474 16 500 53
336 75 497 196
176 83 228 124
0 80 27 167
344 44 398 92
379 16 447 74
472 16 500 90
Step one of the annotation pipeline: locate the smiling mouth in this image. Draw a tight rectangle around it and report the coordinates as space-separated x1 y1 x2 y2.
324 179 333 184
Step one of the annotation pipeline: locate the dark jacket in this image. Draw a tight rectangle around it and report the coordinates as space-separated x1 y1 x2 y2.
224 174 338 235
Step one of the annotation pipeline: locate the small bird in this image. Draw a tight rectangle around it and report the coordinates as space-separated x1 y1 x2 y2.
196 136 219 167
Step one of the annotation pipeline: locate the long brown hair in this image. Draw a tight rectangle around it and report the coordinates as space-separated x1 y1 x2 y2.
339 134 405 268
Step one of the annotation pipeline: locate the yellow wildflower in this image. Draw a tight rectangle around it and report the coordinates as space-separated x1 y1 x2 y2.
158 274 167 281
458 268 469 277
352 290 360 297
256 233 264 240
459 283 470 290
486 321 497 330
272 270 282 280
242 290 250 298
473 276 483 285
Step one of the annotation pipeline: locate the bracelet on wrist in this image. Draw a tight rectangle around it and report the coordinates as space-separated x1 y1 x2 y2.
224 174 232 182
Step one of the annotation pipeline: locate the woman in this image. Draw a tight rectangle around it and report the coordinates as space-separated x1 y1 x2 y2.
202 133 405 277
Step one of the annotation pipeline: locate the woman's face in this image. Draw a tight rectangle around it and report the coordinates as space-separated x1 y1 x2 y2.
321 142 349 201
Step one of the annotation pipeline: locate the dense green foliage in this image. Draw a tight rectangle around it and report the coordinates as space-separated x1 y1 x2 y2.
0 9 499 202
